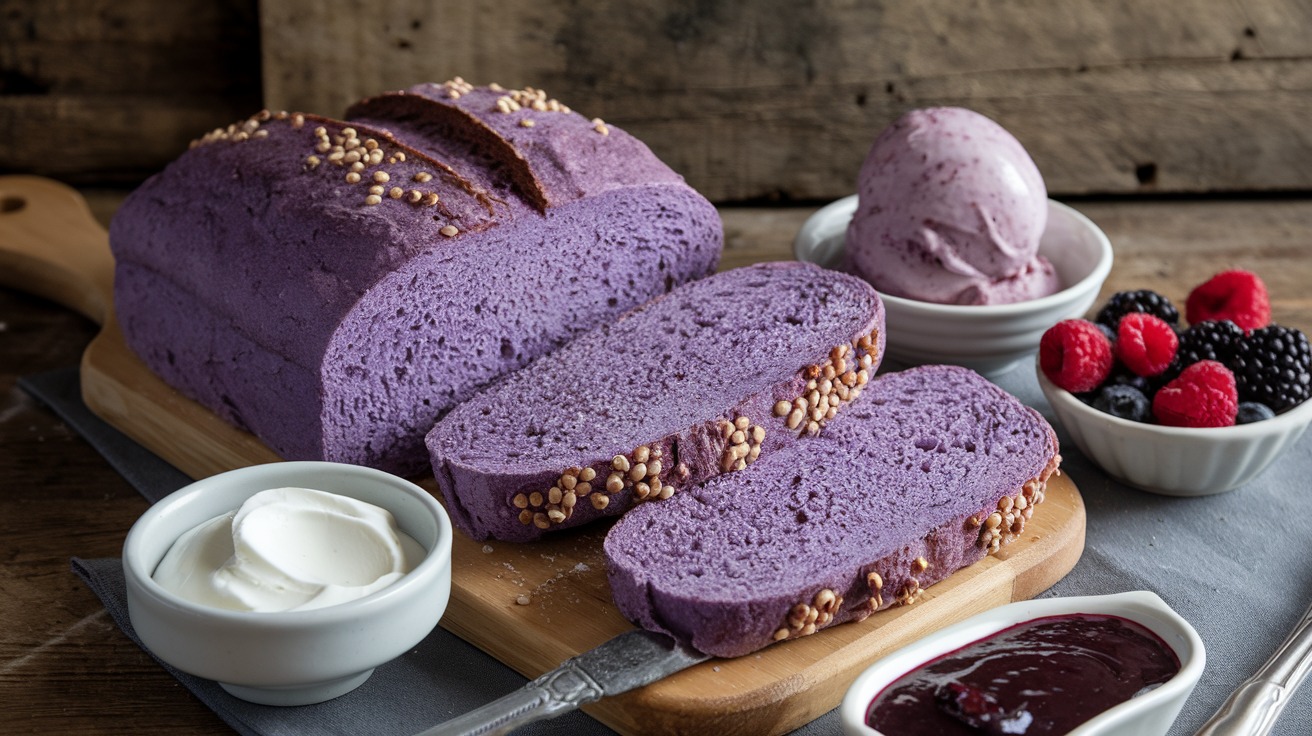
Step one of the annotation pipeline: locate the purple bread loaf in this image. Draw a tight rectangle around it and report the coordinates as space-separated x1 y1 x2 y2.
109 80 721 475
426 261 885 542
604 364 1061 658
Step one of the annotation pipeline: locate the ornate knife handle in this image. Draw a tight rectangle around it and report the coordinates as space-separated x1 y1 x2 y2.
1194 598 1312 736
416 661 605 736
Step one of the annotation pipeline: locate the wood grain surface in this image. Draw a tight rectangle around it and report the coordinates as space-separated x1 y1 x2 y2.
0 1 262 186
0 176 1084 734
260 0 1312 201
3 185 1311 733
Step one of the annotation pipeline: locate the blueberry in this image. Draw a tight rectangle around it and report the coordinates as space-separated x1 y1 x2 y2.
1092 384 1151 423
1236 401 1276 424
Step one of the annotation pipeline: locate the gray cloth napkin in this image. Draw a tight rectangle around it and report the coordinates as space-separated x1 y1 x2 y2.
22 364 1312 735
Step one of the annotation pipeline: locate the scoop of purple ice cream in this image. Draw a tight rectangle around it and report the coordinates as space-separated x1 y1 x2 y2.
845 107 1061 305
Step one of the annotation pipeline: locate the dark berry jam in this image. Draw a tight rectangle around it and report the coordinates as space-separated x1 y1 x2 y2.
866 613 1180 735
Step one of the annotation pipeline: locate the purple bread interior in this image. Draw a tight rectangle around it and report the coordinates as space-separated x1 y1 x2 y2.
427 261 886 542
604 364 1061 658
109 81 722 475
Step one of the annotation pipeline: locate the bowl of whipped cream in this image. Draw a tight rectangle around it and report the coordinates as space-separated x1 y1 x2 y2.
122 461 452 706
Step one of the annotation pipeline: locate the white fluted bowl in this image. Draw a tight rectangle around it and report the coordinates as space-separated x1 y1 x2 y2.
795 195 1113 378
123 461 452 705
841 591 1204 736
1038 365 1312 495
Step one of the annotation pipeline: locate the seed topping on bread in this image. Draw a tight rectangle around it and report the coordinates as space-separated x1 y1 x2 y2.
517 445 675 528
774 331 879 435
718 415 766 472
975 455 1060 553
772 588 843 642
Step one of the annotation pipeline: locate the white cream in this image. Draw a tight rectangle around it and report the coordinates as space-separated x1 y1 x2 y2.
152 487 424 612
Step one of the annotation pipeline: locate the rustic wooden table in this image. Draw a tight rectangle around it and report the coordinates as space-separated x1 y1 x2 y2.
1 196 1309 733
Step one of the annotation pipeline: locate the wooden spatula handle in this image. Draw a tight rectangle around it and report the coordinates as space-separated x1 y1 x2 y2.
0 175 114 325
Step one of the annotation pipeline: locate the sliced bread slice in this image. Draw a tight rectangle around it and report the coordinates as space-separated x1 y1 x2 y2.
426 261 885 541
604 364 1061 658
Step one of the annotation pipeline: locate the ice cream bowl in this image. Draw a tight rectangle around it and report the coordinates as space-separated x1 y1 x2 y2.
840 591 1205 736
122 461 453 706
794 195 1113 378
1038 364 1312 496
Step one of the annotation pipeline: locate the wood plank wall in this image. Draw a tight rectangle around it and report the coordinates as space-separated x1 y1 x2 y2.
5 1 1312 202
258 1 1312 202
0 0 262 185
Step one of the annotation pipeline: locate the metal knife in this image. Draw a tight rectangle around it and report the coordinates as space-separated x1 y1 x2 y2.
1193 597 1312 736
415 629 710 736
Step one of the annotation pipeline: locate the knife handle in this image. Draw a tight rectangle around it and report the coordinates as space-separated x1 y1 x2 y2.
1194 598 1312 736
416 658 605 736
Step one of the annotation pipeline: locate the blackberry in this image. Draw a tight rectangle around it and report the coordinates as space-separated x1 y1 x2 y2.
1163 320 1245 382
1092 384 1151 422
1094 290 1180 330
1236 401 1276 424
1231 325 1312 412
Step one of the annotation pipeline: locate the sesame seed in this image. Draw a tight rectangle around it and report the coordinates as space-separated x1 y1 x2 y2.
440 225 459 237
314 126 327 137
364 194 382 205
396 152 406 162
561 475 577 491
591 494 609 510
341 127 357 138
373 171 390 183
389 186 403 199
579 468 597 482
512 494 528 509
516 594 531 605
305 155 321 168
519 118 536 128
423 193 441 206
369 185 384 196
413 172 433 183
612 455 630 472
292 113 304 128
533 513 549 529
350 161 365 172
606 473 624 493
773 400 790 417
529 492 544 506
345 172 361 184
634 446 651 464
407 190 423 203
647 459 663 477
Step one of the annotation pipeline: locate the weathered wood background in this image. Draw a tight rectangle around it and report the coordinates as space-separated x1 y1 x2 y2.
5 0 1312 201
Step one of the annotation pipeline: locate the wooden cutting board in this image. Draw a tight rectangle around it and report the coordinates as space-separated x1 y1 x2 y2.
0 175 1086 736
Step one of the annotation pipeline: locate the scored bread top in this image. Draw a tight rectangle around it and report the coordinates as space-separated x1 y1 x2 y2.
109 80 723 475
604 364 1060 658
427 261 886 542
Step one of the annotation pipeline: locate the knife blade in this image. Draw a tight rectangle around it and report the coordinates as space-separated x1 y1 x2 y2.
415 629 710 736
1193 596 1312 736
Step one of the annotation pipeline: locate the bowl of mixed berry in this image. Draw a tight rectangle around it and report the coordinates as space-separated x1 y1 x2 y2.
1036 270 1312 495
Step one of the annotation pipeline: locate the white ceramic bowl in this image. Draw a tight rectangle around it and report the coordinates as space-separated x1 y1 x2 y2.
1038 365 1312 496
794 195 1113 378
840 591 1205 736
122 461 453 706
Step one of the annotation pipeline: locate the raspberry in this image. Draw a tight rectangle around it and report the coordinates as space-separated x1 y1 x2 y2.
1115 312 1178 377
1185 270 1271 332
1230 325 1312 412
1152 360 1239 428
1095 290 1180 330
1039 319 1114 393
